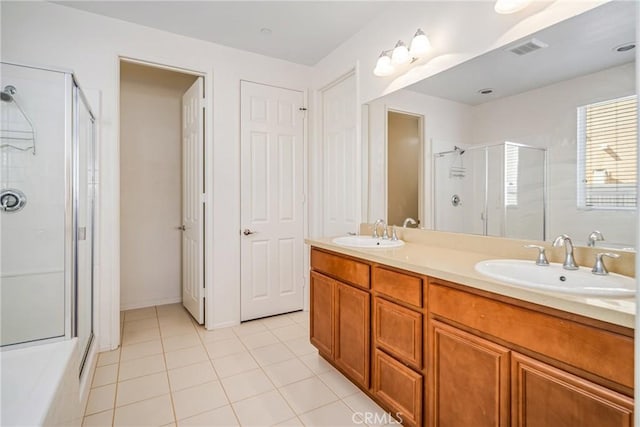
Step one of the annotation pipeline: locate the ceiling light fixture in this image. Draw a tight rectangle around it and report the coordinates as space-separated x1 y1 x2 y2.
373 29 432 77
494 0 533 14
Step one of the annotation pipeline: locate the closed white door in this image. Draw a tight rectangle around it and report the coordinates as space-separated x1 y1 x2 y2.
240 81 305 321
322 73 359 236
181 77 204 324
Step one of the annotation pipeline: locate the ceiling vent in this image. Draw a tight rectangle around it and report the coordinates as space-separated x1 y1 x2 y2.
508 38 548 56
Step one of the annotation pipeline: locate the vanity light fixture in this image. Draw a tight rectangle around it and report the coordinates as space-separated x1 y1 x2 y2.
373 51 395 77
391 40 411 65
494 0 533 14
373 29 431 77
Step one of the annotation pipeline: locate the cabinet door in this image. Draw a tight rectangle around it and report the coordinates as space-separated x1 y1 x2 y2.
512 353 633 427
310 272 334 356
374 297 422 369
334 281 370 388
430 320 510 427
373 349 422 427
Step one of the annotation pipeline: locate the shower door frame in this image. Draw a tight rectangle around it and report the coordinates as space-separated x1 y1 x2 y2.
72 75 97 375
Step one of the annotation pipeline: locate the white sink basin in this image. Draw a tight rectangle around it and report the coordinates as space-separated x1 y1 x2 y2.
475 259 635 298
332 235 405 249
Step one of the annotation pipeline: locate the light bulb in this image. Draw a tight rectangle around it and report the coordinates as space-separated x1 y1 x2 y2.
373 51 394 77
391 40 410 66
494 0 533 14
409 29 431 58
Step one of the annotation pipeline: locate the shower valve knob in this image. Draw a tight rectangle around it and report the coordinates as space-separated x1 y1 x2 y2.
0 189 26 213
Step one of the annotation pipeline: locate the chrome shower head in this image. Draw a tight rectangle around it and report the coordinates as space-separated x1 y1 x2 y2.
1 85 16 102
454 145 465 155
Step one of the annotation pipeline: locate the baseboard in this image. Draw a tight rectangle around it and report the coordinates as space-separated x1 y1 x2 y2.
120 296 182 311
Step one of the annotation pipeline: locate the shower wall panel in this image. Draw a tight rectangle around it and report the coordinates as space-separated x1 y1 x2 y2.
1 63 70 346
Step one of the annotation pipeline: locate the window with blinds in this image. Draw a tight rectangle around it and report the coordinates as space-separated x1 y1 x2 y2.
577 95 637 210
505 143 519 207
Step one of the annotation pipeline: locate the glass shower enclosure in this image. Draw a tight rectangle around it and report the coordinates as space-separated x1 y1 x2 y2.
433 142 546 241
0 62 96 374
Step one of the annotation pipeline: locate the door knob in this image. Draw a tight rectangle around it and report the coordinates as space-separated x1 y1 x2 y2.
177 225 186 231
243 229 257 236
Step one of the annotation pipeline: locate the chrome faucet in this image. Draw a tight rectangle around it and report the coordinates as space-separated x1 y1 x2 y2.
524 244 549 266
552 234 579 270
372 219 389 239
592 252 620 275
402 217 417 228
587 230 604 247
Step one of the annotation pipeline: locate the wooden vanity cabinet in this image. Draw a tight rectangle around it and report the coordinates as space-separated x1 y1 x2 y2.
309 247 634 427
310 249 371 389
429 279 634 427
430 320 510 427
309 271 334 356
334 281 370 387
512 353 633 427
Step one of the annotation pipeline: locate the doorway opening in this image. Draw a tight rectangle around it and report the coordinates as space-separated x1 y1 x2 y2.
386 110 423 227
119 60 205 325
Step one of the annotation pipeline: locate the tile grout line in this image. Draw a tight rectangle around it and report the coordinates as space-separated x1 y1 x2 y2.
231 318 302 425
190 312 244 427
155 306 181 427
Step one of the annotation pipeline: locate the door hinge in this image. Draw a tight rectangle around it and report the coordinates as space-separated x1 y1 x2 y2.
299 107 307 111
200 193 206 203
200 98 206 109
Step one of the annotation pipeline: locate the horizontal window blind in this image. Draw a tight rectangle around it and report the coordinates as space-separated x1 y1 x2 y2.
505 143 519 207
577 95 637 209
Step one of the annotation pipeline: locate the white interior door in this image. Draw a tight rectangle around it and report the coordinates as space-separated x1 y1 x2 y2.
240 81 305 321
181 77 204 324
322 73 359 236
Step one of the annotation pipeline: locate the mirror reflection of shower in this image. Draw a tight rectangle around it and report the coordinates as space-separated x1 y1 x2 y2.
433 142 546 240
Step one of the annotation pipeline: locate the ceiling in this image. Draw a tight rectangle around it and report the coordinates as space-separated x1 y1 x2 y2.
54 1 395 66
407 1 637 105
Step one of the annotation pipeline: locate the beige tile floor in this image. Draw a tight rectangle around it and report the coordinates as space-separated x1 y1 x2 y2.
84 304 394 427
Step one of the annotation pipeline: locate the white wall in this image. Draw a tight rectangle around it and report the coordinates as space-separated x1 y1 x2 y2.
119 62 197 310
1 1 311 349
471 63 636 245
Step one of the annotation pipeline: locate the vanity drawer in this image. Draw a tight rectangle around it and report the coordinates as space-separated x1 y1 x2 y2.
374 297 422 369
373 349 423 427
373 266 423 308
311 248 370 289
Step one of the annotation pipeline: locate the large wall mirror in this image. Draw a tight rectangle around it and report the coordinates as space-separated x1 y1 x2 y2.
363 1 636 250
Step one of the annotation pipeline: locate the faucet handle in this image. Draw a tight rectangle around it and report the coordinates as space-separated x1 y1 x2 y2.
524 245 549 266
592 252 620 275
390 226 398 241
588 230 604 247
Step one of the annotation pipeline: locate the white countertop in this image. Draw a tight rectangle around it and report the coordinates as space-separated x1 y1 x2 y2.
306 237 636 329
